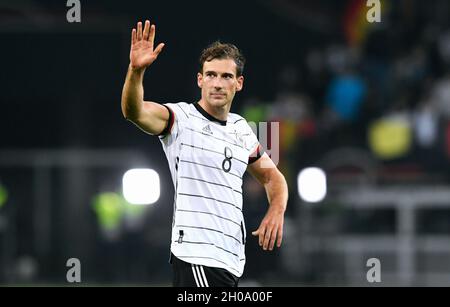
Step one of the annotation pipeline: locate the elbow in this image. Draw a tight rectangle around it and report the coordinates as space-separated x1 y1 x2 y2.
121 103 137 122
121 98 129 120
278 170 288 192
122 109 132 122
121 93 136 121
266 167 282 185
121 108 128 120
268 168 288 191
122 109 131 121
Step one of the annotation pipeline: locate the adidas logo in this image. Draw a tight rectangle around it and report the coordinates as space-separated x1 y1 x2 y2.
202 124 213 135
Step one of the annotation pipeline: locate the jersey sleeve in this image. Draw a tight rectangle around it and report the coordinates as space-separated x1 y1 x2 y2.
239 119 265 165
158 102 190 145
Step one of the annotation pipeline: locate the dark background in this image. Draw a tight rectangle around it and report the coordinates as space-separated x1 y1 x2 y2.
1 0 450 286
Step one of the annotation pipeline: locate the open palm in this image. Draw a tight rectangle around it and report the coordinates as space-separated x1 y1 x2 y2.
130 20 164 70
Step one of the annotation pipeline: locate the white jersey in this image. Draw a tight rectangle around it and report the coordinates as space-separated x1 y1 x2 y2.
158 102 262 277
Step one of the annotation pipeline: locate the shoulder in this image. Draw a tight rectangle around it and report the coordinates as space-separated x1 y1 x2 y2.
228 112 247 125
228 112 255 134
164 102 192 120
164 101 191 110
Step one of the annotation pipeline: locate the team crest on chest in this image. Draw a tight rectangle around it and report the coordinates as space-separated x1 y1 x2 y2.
228 127 248 149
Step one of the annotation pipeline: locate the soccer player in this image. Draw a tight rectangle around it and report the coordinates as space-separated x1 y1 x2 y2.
121 20 288 287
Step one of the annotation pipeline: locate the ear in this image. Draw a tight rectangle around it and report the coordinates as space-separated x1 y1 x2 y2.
197 72 203 89
236 75 244 92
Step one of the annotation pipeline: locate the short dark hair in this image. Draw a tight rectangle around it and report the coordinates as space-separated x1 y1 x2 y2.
199 41 246 76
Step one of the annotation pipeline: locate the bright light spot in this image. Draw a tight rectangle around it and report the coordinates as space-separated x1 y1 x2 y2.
298 167 327 203
122 169 160 205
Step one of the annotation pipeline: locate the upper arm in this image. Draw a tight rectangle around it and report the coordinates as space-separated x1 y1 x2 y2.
247 153 278 186
131 101 172 136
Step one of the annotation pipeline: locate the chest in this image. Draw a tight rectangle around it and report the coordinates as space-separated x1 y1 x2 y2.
179 120 250 176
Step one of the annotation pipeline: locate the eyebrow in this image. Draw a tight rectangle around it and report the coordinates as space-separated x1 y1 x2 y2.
205 71 235 78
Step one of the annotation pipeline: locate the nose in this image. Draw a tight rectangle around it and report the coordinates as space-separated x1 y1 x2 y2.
211 77 223 89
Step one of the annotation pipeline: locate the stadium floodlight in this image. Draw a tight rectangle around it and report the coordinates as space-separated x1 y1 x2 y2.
122 168 160 205
297 167 327 203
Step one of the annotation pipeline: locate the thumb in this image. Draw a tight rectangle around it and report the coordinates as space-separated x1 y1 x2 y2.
252 229 259 236
154 43 165 55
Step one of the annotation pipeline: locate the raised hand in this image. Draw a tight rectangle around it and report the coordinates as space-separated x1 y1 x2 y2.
130 20 165 70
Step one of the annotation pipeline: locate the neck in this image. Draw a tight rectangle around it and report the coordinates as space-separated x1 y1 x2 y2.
198 99 230 121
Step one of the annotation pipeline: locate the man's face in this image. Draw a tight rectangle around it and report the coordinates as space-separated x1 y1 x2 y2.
197 58 244 108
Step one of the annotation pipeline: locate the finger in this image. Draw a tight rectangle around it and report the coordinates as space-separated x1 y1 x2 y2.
131 28 136 45
251 229 259 236
277 227 283 248
137 21 142 41
263 227 272 250
268 227 278 251
258 226 267 247
143 20 150 41
154 43 165 56
149 24 156 44
255 226 265 246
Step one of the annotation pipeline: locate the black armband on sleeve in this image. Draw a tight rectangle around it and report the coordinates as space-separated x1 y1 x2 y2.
158 105 174 138
248 144 265 164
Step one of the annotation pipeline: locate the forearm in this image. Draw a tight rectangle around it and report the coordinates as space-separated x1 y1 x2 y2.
264 169 288 213
121 65 146 120
251 167 288 250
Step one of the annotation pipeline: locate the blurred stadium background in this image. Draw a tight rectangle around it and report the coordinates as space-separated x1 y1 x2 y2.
1 0 450 286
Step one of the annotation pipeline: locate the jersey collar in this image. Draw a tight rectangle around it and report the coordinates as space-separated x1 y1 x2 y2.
194 102 227 126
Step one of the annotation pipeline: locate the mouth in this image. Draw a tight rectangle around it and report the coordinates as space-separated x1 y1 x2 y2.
211 93 226 98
